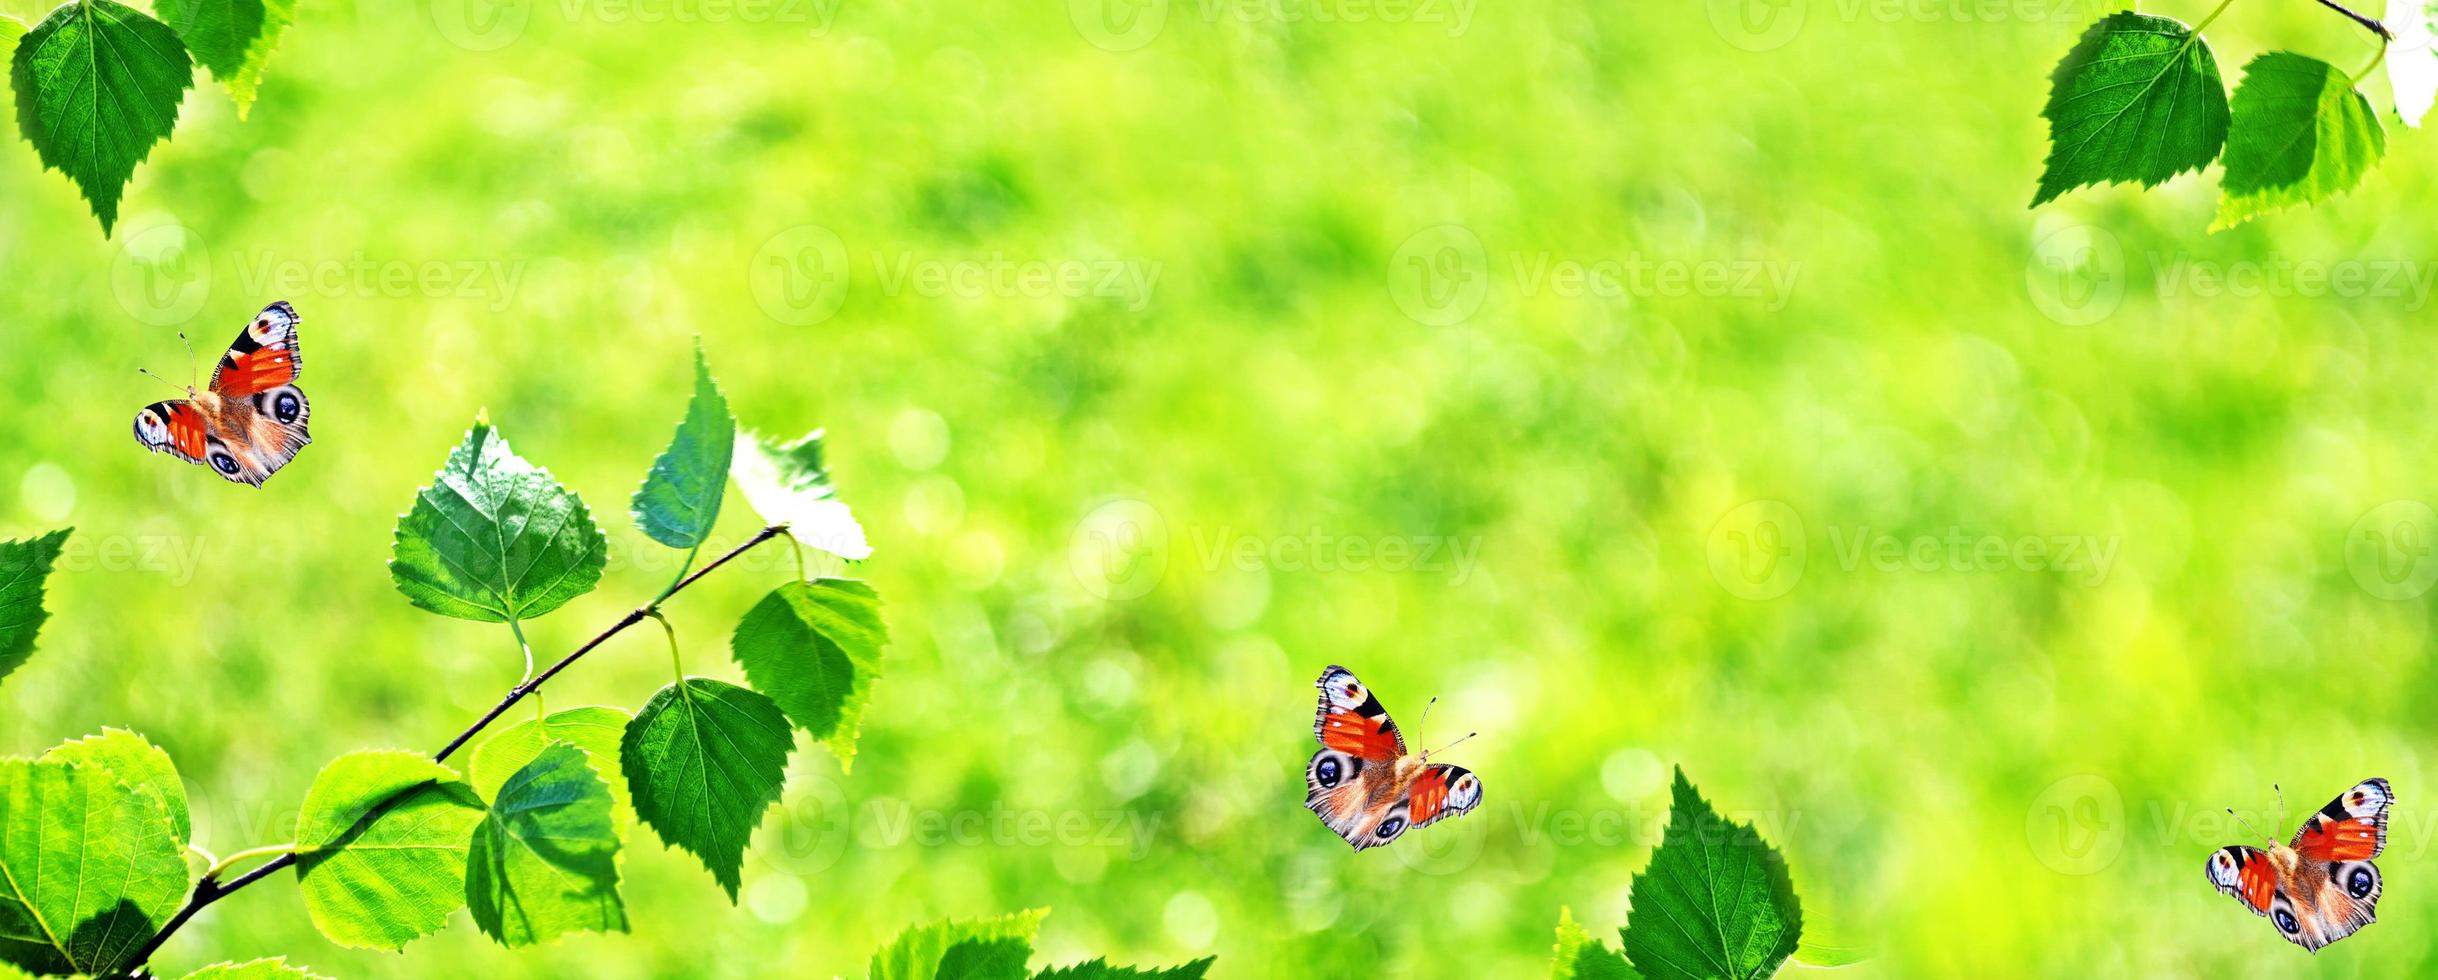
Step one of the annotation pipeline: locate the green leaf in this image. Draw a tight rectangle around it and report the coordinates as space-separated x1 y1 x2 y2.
154 0 291 116
870 909 1048 980
2031 12 2228 207
2212 52 2386 229
10 1 190 234
1620 769 1802 980
731 428 872 560
621 678 792 901
2395 0 2437 127
467 743 627 946
937 938 1032 980
0 528 70 688
1033 957 1217 980
179 957 334 979
469 706 634 813
731 579 887 770
632 343 736 550
0 16 24 44
292 751 486 951
1551 908 1639 980
41 729 188 846
391 420 607 624
0 758 189 977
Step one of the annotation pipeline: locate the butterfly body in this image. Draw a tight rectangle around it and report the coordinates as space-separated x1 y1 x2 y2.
133 302 312 487
1304 665 1482 851
2206 778 2391 952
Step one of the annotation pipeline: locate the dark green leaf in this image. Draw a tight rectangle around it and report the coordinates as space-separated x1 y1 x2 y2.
2031 12 2227 207
0 758 188 977
41 729 188 846
1551 908 1638 980
467 743 627 946
11 1 190 234
621 678 792 900
292 751 486 950
2214 52 2386 229
154 0 291 115
632 342 735 549
0 528 69 687
1620 769 1802 980
1033 956 1217 980
870 909 1047 980
731 428 871 560
469 706 633 813
179 957 333 979
937 938 1031 980
730 579 887 770
391 420 606 624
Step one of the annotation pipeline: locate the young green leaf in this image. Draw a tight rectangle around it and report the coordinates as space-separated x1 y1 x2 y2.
2213 53 2386 229
621 678 792 900
154 0 291 116
0 758 189 977
0 16 23 44
1032 957 1217 979
391 420 607 624
10 0 191 234
1550 908 1639 980
731 428 872 560
869 909 1048 980
0 528 70 688
731 579 887 770
41 729 189 846
292 751 486 950
2394 0 2437 128
1620 769 1802 980
467 743 628 946
469 706 634 812
2031 12 2228 207
632 343 735 550
179 957 333 979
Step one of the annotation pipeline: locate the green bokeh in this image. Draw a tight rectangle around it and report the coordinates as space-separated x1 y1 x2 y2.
3 0 2436 975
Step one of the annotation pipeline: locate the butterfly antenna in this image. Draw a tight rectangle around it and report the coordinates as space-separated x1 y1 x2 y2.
2275 783 2286 838
136 368 187 396
1413 696 1438 747
1424 732 1478 762
177 331 198 391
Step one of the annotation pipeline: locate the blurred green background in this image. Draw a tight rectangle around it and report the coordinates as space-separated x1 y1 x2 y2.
4 0 2438 975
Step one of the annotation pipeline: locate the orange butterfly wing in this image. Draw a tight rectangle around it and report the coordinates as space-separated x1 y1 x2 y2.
2291 778 2391 862
209 301 304 398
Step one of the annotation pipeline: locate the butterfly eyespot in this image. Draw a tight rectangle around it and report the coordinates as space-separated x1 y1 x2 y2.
211 452 240 475
1314 757 1342 788
2274 908 2300 934
2348 866 2376 899
1374 816 1406 840
273 391 302 422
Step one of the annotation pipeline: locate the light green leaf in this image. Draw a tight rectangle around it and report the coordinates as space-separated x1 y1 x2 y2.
154 0 291 116
1551 907 1638 980
391 420 607 624
870 909 1048 980
2394 0 2438 127
467 743 627 946
632 343 735 550
732 428 872 560
1033 957 1217 979
731 579 887 770
0 16 23 44
621 678 792 901
0 528 70 688
292 751 486 951
1620 769 1802 980
2031 12 2227 207
10 1 190 234
41 729 188 846
0 758 189 977
2212 52 2386 229
469 706 634 813
179 957 334 979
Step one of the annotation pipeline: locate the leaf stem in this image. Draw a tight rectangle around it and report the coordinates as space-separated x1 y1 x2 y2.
647 610 683 683
200 843 296 883
2190 0 2236 36
507 614 533 683
654 541 706 605
2352 45 2387 86
114 523 792 977
2311 0 2393 41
